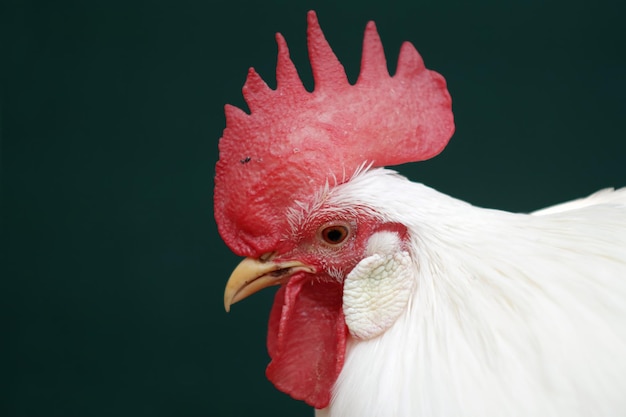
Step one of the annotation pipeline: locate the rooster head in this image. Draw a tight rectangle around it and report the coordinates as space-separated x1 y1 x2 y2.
214 11 454 409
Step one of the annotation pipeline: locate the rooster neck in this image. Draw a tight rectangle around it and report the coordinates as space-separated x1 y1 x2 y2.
316 169 626 417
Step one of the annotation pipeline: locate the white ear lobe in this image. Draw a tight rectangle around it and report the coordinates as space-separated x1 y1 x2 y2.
343 250 414 340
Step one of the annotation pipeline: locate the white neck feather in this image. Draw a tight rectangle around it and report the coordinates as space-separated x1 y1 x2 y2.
318 168 626 417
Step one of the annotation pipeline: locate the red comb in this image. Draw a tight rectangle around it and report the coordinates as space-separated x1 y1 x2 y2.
215 11 454 256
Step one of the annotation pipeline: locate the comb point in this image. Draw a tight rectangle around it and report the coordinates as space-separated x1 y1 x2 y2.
224 103 248 123
357 21 389 85
395 41 425 78
243 67 273 112
306 11 349 90
275 32 306 95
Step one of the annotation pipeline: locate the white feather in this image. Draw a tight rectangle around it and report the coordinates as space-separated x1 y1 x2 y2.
316 168 626 417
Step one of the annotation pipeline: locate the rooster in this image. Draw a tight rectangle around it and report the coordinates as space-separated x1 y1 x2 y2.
214 11 626 417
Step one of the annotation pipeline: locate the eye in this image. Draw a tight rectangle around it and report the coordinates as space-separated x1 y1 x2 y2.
320 224 350 245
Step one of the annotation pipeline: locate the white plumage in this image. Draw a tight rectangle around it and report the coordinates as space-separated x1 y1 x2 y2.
316 168 626 417
215 11 626 416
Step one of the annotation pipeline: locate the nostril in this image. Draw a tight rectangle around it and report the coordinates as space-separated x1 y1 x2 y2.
259 252 275 262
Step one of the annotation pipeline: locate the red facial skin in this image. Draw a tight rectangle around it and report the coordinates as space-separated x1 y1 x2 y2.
263 208 408 408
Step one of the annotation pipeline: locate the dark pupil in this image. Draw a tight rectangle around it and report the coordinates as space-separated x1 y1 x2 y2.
326 228 344 242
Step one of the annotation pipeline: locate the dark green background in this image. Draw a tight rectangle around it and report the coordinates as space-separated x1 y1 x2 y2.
3 0 625 416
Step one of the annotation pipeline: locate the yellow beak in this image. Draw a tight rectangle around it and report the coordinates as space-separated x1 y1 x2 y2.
223 257 315 312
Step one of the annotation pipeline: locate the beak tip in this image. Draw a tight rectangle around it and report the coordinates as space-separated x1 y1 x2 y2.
224 296 233 313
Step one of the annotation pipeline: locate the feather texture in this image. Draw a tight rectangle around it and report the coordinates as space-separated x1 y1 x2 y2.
316 169 626 417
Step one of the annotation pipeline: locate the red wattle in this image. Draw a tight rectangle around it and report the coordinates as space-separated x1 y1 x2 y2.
266 274 347 409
